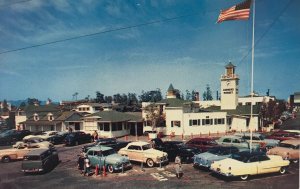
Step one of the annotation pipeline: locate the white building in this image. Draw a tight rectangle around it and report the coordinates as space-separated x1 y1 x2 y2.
75 103 103 114
142 62 262 136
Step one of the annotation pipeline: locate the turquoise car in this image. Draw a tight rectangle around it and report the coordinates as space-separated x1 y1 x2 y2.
86 146 132 173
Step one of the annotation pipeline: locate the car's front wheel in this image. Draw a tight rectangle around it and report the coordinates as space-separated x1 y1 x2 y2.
240 175 249 180
2 156 11 163
146 158 154 167
279 167 287 174
292 159 298 164
107 165 114 173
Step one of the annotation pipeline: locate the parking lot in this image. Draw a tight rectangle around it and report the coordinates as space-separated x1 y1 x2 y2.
0 139 299 189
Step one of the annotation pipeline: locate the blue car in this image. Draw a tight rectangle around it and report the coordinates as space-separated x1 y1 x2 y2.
193 146 249 169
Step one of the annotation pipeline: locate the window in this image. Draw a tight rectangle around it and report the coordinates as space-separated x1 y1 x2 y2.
104 123 110 131
232 139 240 143
117 122 123 130
33 113 39 121
246 118 250 126
214 118 225 125
226 117 232 125
202 119 213 125
171 121 181 127
128 145 141 150
222 138 231 143
112 123 117 131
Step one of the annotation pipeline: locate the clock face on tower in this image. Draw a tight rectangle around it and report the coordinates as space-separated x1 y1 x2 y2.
226 80 230 86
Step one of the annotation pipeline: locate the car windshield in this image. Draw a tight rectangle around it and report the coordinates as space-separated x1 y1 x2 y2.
142 144 151 150
24 155 41 161
0 130 14 137
278 143 295 148
102 149 116 156
231 154 249 163
259 135 266 140
208 147 221 154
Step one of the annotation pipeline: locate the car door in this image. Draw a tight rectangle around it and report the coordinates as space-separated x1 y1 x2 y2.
87 150 97 166
126 145 143 162
257 155 276 174
17 146 32 159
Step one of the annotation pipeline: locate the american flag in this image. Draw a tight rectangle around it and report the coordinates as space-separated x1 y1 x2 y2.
217 0 252 23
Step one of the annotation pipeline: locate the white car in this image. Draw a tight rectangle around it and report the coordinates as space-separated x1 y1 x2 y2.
23 131 58 140
13 137 54 149
118 141 168 167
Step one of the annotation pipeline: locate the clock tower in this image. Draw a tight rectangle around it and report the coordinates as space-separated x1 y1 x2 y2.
220 62 239 110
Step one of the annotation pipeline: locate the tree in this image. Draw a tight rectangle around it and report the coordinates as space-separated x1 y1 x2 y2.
143 103 164 131
139 89 162 102
104 96 113 103
27 98 40 105
95 91 105 103
1 99 9 112
202 84 213 101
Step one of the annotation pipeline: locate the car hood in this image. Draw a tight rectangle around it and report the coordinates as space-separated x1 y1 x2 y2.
144 148 167 157
268 147 292 154
106 154 130 163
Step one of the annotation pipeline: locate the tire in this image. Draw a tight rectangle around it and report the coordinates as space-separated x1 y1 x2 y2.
146 158 154 167
107 165 114 173
279 167 287 174
292 159 298 164
2 156 11 163
240 175 249 181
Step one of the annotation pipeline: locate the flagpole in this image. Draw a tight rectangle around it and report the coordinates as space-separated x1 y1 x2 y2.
250 0 255 152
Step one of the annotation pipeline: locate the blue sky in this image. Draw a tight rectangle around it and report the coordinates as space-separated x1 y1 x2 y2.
0 0 299 102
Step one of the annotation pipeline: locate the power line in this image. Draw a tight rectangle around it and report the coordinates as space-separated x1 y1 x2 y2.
0 12 206 55
0 0 34 7
237 0 294 66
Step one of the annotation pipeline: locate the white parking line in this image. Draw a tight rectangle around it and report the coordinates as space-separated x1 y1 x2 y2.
161 171 176 177
150 173 168 181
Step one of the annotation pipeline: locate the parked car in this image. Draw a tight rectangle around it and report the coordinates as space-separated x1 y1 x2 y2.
13 137 54 149
185 137 218 152
151 138 200 163
46 132 69 145
118 141 168 167
0 130 31 146
64 131 92 146
234 132 279 149
0 145 42 163
193 146 248 169
215 135 260 151
267 139 300 163
24 131 59 140
86 146 132 173
210 151 290 180
82 138 130 153
266 131 300 142
22 148 59 174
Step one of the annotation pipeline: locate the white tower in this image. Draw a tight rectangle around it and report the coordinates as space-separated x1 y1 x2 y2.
220 62 239 110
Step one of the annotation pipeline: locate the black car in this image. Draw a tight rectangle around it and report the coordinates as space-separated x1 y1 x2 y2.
64 131 92 146
151 138 201 163
82 138 130 153
0 130 31 146
47 132 68 145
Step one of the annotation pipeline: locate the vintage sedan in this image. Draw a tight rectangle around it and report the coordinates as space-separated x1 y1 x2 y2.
193 146 248 169
86 146 132 173
234 132 279 149
267 139 300 163
185 137 218 152
215 135 260 151
118 141 168 167
24 131 58 140
22 148 59 174
0 145 43 163
266 131 299 142
210 151 290 180
13 137 54 149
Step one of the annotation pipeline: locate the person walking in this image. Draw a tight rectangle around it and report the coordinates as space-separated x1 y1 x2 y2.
92 130 99 142
83 155 91 176
77 153 85 174
175 155 183 179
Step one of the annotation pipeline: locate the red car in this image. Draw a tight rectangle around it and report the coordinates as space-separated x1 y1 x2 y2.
266 131 299 142
185 137 218 152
